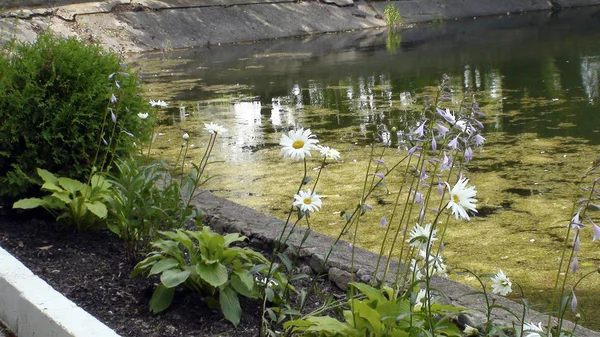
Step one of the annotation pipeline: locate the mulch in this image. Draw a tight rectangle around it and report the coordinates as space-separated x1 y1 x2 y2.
0 207 337 337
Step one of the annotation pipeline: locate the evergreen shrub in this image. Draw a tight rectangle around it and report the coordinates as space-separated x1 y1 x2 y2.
0 33 150 203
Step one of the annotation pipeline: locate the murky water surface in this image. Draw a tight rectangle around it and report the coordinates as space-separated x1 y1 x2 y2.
129 8 600 330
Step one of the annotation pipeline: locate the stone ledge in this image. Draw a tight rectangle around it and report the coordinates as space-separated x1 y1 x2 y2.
192 190 600 336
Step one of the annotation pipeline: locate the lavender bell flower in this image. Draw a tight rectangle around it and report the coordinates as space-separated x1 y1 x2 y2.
464 147 473 163
411 120 427 138
435 123 449 138
593 220 600 241
420 166 428 182
380 215 388 228
441 153 453 171
471 117 484 130
573 234 580 252
111 111 117 123
571 292 578 313
572 255 579 273
431 135 437 151
414 191 423 205
438 181 445 195
448 135 460 150
436 108 455 124
110 93 118 104
472 134 486 146
375 172 385 179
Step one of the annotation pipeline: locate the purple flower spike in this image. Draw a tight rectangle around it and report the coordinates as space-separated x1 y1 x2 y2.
464 147 473 163
572 255 579 274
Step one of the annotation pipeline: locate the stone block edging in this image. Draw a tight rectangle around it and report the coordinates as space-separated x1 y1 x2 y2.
192 191 600 336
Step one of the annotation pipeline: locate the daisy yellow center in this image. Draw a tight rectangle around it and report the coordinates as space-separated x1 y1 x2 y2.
453 194 460 203
303 198 312 205
292 140 305 149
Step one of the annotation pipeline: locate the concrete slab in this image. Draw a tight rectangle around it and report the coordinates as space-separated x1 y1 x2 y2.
75 1 384 52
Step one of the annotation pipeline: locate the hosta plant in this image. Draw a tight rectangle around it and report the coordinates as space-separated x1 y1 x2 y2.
12 168 111 231
285 282 465 337
131 227 290 326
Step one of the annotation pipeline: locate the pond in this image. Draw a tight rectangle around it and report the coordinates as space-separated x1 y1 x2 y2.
128 7 600 331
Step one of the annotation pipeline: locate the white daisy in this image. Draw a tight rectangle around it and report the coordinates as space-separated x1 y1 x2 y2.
204 122 227 134
279 128 319 161
149 99 168 108
317 145 340 161
407 223 437 251
490 269 512 296
446 176 477 220
137 112 149 119
293 189 322 213
523 322 545 337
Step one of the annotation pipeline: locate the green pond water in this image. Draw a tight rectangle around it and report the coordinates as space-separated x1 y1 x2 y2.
129 7 600 331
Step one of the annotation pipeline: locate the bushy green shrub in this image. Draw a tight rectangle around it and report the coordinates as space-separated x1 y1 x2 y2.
0 33 150 203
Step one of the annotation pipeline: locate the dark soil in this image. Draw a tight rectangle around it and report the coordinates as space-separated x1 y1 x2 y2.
0 208 341 337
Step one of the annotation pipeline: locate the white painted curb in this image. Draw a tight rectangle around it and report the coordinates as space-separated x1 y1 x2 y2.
0 246 121 337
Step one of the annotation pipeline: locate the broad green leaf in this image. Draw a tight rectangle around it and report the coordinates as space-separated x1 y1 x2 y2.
230 270 255 297
353 300 383 334
160 269 191 288
302 316 357 335
51 191 71 204
85 200 107 218
57 177 86 194
219 286 241 326
36 168 58 185
149 258 180 276
149 284 174 313
41 182 64 193
13 198 45 209
196 262 228 287
350 282 385 303
107 222 121 236
223 232 246 247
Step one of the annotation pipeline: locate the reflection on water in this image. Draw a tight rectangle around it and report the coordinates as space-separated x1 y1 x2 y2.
581 56 600 100
131 6 600 331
